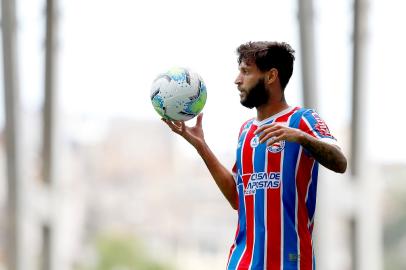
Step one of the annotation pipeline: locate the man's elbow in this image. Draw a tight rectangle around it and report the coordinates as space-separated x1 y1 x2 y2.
330 145 347 174
230 202 238 210
229 194 239 210
335 156 348 174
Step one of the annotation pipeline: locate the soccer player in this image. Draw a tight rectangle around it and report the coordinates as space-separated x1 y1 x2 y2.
162 41 347 270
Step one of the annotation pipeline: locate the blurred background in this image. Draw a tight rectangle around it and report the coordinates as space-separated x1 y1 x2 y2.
1 0 405 269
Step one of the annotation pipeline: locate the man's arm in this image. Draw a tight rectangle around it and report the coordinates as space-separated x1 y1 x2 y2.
162 114 238 209
297 132 347 173
255 123 347 173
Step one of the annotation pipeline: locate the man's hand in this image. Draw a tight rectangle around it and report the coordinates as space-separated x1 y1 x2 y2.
162 113 206 150
254 122 304 146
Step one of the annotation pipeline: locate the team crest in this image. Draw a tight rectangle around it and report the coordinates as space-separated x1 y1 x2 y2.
250 136 259 148
267 140 285 153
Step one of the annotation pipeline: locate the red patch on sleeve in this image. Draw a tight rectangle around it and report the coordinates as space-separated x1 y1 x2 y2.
312 112 332 137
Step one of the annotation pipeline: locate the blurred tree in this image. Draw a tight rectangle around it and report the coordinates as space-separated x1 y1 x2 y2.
383 168 406 270
77 233 173 270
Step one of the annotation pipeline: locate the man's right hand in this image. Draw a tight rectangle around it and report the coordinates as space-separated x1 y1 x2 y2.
162 113 206 150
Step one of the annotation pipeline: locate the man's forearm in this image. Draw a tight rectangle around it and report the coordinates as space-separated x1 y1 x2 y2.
196 142 238 210
299 132 347 173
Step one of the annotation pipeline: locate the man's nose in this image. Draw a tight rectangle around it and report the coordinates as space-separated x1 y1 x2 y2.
234 74 242 85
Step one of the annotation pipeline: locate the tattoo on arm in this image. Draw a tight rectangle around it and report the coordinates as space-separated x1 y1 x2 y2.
300 133 347 173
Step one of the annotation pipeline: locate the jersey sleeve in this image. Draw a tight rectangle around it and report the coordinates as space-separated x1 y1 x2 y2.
299 109 339 146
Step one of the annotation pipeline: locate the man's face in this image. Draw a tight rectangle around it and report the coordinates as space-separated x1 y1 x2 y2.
235 61 269 109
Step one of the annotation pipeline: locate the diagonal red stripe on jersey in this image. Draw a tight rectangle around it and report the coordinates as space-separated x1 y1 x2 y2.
266 109 297 269
296 150 315 270
237 125 256 269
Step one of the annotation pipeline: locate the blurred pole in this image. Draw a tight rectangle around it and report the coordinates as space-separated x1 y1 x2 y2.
351 1 366 270
44 0 58 186
1 0 22 269
297 0 317 109
351 0 368 178
41 226 52 270
42 0 59 269
351 1 382 270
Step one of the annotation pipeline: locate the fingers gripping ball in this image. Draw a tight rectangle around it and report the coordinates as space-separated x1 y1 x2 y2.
150 67 207 121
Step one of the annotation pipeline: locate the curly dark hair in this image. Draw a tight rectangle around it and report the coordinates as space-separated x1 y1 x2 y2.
237 41 295 90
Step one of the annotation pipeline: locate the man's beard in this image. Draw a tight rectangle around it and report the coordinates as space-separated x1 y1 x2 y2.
240 78 269 109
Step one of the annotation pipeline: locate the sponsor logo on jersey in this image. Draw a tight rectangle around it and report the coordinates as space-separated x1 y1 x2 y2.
242 172 281 195
267 139 285 153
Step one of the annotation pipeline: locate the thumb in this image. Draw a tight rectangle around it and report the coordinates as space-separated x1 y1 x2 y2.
196 113 203 127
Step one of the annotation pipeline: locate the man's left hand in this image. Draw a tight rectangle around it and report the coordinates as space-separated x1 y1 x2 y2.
254 122 304 146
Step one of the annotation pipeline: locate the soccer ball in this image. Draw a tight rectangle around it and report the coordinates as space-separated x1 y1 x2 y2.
150 67 207 121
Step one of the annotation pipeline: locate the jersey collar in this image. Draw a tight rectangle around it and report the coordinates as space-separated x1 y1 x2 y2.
253 106 295 126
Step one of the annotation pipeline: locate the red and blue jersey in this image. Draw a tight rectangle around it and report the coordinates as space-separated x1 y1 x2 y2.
227 107 337 270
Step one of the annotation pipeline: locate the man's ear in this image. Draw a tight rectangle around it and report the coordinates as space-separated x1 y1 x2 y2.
266 68 278 85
